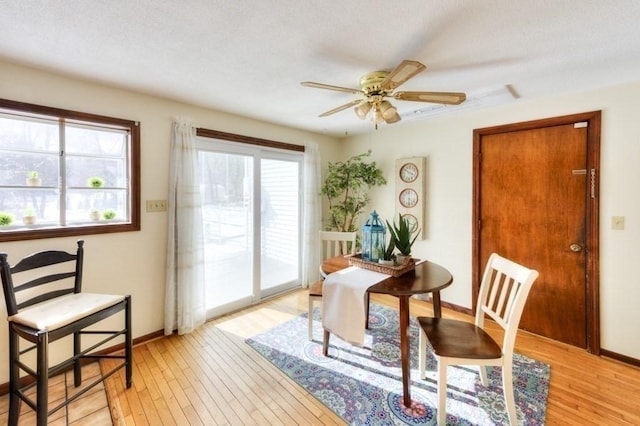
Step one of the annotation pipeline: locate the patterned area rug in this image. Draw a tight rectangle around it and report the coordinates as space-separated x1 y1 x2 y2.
246 303 549 425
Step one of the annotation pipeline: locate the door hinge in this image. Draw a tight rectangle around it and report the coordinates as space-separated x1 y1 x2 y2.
590 169 596 198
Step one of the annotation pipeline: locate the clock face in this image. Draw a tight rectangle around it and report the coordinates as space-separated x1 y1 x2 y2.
399 188 418 208
402 213 419 233
399 163 419 183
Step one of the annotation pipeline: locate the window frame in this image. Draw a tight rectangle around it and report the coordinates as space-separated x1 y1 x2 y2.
0 98 140 242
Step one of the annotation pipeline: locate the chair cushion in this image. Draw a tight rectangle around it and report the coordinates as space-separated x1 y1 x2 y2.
8 293 125 331
418 317 502 359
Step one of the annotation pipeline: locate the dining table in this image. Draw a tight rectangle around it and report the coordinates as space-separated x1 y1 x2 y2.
321 255 454 408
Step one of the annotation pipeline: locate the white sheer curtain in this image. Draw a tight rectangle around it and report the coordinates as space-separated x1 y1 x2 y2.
164 119 206 335
302 141 322 288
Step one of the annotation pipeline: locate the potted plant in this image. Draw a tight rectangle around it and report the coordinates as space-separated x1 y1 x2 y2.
378 235 396 265
22 208 37 225
26 171 41 186
321 151 387 234
102 209 116 220
0 212 14 227
87 176 105 188
89 209 101 221
387 213 420 264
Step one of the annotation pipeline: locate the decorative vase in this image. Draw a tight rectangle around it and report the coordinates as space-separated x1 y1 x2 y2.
26 177 41 186
22 215 37 225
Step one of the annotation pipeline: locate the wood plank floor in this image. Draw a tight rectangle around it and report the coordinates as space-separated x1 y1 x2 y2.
4 288 640 424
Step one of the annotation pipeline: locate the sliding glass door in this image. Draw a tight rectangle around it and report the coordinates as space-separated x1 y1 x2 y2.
197 139 302 318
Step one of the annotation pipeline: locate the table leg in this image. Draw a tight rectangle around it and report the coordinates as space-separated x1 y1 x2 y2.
399 295 412 407
432 290 442 318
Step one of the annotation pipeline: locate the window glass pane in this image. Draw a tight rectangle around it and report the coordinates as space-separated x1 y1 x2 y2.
66 156 127 188
66 189 127 224
260 158 300 290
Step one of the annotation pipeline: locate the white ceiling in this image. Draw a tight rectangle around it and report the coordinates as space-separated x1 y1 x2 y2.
2 1 640 137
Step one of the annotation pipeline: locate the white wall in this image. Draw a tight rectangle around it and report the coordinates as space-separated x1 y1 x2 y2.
340 80 640 360
0 60 340 383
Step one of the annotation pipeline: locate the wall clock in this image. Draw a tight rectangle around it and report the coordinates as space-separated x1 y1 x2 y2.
395 157 426 240
399 162 419 183
399 188 418 208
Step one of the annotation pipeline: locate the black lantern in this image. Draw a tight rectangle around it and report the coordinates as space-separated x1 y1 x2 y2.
361 210 386 262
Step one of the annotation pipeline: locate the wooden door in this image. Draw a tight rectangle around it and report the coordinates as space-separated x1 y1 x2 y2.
473 112 600 352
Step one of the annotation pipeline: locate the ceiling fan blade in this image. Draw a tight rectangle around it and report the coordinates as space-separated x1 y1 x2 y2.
393 91 467 105
379 60 426 92
318 99 363 117
301 81 363 95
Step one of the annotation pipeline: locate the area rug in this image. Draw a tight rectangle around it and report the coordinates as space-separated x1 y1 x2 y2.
246 303 549 425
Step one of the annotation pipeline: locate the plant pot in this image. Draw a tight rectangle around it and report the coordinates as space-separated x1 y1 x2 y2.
395 254 411 265
90 211 101 221
378 259 395 266
22 215 37 225
26 177 41 186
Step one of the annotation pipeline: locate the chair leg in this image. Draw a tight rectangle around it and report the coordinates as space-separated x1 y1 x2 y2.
437 358 447 426
36 332 49 426
8 324 20 426
502 361 517 425
125 295 133 388
73 330 82 387
418 328 426 379
308 297 315 341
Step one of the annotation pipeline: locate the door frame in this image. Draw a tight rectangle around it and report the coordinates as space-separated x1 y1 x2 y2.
472 111 601 354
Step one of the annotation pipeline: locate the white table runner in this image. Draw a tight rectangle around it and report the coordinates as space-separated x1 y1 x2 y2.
321 266 390 346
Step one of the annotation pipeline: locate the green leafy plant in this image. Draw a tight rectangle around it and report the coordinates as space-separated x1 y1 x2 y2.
87 176 105 188
23 208 35 217
379 235 396 261
27 171 39 179
0 212 14 226
320 151 387 233
102 209 116 220
386 213 419 256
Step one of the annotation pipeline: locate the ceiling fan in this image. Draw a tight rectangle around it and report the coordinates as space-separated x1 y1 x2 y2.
301 60 466 128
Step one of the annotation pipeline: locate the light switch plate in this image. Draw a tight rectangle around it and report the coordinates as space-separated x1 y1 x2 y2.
146 200 167 212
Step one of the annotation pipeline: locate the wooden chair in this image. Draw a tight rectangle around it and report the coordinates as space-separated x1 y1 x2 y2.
308 231 358 340
417 253 539 426
0 240 132 426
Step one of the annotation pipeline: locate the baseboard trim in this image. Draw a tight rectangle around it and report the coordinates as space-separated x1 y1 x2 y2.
0 329 165 396
601 349 640 368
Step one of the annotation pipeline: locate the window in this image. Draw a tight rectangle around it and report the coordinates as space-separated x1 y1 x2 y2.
0 99 140 241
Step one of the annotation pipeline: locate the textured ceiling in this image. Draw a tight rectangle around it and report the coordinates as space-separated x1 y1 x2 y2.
1 1 640 136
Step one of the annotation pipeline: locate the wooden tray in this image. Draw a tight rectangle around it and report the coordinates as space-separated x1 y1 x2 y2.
347 253 416 277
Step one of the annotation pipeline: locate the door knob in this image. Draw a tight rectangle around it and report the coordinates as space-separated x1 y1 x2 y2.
570 243 583 252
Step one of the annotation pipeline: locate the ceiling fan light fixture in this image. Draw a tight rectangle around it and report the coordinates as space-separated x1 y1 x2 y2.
379 100 397 120
354 101 372 120
384 112 401 124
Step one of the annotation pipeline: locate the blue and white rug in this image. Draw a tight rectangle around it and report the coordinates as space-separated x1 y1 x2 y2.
246 303 549 425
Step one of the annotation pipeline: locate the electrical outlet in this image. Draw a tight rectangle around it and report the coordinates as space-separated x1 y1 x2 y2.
146 199 167 212
612 216 625 230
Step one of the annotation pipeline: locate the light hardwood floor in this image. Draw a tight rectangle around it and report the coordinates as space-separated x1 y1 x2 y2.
4 288 640 424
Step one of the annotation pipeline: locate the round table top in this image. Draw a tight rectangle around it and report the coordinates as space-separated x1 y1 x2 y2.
321 255 453 296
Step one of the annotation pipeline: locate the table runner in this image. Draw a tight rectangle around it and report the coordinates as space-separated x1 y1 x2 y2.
321 266 389 345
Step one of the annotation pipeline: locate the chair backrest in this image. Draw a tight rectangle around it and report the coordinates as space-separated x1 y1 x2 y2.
319 231 357 260
475 253 539 358
0 240 84 316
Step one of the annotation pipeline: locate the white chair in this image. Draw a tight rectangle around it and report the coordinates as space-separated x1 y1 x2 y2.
418 253 539 426
308 231 357 340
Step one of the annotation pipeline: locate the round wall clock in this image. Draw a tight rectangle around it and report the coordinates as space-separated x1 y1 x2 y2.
402 213 419 233
399 162 419 183
399 188 418 208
